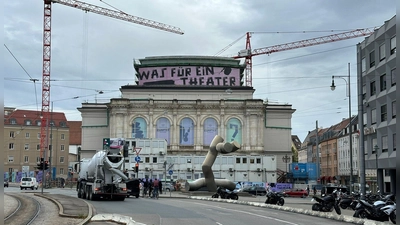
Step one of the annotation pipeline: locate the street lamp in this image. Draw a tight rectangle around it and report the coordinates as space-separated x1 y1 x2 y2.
282 154 291 173
330 62 353 193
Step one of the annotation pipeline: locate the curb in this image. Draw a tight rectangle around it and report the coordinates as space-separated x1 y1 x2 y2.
34 194 94 223
90 214 146 225
189 196 392 225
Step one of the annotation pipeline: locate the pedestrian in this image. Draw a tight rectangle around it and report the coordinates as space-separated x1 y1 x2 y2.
148 179 153 198
159 180 163 195
152 178 160 198
306 185 310 196
313 186 317 196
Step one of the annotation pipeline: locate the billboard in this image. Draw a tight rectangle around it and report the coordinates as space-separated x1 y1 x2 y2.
137 66 241 86
290 163 317 180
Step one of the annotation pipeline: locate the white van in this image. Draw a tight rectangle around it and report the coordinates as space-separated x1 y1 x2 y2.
20 177 38 190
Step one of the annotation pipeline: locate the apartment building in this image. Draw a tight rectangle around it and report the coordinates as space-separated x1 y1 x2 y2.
357 15 396 193
4 107 70 181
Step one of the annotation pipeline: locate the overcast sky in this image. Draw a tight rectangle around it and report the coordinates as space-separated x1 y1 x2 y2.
3 0 396 141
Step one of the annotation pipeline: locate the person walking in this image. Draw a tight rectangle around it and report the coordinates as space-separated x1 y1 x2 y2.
152 178 160 199
306 185 310 196
148 179 153 198
313 186 317 196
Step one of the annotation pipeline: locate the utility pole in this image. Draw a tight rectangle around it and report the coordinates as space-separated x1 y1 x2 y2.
316 121 320 184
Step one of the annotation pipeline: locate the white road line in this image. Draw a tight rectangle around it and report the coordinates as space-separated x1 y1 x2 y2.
183 201 299 225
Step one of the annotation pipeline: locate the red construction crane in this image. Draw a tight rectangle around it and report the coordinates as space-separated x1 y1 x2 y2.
40 0 184 162
232 28 376 86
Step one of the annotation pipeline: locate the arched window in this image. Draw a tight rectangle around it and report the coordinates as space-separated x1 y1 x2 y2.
203 118 218 145
180 118 194 145
132 117 147 138
226 118 242 144
156 117 171 144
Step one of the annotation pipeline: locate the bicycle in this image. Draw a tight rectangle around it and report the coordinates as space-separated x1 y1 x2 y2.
153 187 159 199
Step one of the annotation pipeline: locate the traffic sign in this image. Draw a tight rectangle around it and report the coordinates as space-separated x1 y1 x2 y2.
135 156 141 162
168 170 173 175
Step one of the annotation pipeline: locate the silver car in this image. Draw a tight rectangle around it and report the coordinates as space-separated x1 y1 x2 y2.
162 182 175 192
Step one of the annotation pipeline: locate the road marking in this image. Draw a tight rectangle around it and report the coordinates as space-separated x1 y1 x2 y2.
186 201 299 225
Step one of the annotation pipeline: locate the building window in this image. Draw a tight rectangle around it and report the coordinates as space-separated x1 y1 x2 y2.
60 156 64 163
361 57 366 72
37 133 40 139
370 81 376 95
362 84 366 100
392 101 396 118
59 121 66 127
391 68 396 86
61 134 65 140
132 117 147 138
145 157 150 163
369 51 375 67
256 158 261 164
25 132 30 138
371 108 377 124
10 119 17 124
179 118 194 145
390 36 396 55
379 44 385 61
49 134 52 139
9 143 14 150
25 120 32 126
236 158 240 163
8 156 14 162
380 74 386 91
36 156 40 162
36 120 41 126
381 104 387 122
60 145 65 151
60 168 64 175
203 117 218 145
49 121 55 127
250 158 255 164
36 144 40 151
10 131 15 138
382 136 388 152
153 157 158 163
24 144 29 150
393 133 396 151
156 117 171 144
242 158 247 164
24 156 29 163
226 118 242 144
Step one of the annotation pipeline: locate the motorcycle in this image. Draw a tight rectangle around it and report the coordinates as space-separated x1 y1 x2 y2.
211 187 239 200
353 194 396 223
311 188 341 215
265 191 285 206
340 192 360 210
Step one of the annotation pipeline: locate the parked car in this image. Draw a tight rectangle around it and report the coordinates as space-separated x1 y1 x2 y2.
282 188 308 198
20 177 38 190
162 181 175 192
4 179 9 187
240 186 267 196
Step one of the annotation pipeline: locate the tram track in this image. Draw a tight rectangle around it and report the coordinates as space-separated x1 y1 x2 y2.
4 193 41 225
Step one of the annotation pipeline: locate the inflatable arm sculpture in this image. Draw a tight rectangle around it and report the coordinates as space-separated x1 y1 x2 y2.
186 135 240 192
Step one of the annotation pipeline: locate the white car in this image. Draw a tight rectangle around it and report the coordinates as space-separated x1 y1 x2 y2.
20 177 38 190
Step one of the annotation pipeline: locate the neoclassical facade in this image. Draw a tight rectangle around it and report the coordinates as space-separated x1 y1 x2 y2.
78 56 295 182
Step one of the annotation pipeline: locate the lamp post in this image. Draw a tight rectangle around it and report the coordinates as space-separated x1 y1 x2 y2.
282 154 291 173
374 144 379 193
330 63 353 193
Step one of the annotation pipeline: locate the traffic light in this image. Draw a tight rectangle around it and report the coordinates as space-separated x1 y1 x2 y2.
123 143 129 157
37 162 43 170
103 138 111 147
44 161 49 170
134 164 139 173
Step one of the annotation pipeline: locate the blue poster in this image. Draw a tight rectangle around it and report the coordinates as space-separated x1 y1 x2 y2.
180 118 194 145
156 117 171 144
203 118 218 145
226 118 242 144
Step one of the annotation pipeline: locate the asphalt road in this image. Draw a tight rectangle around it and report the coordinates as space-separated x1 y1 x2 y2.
90 196 351 225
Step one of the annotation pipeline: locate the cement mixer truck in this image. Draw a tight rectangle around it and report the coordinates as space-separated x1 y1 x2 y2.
77 138 129 201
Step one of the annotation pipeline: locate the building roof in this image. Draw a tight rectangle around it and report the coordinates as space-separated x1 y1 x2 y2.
4 109 68 128
68 121 82 145
291 135 301 150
